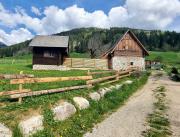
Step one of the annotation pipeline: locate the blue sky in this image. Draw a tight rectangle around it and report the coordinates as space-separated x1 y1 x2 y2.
0 0 180 45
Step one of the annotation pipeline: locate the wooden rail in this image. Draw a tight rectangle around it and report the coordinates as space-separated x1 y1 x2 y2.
0 89 31 96
87 70 115 75
10 85 91 99
0 74 34 79
86 70 133 86
10 76 93 84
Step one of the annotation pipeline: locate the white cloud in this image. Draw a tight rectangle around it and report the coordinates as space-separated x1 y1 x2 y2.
31 6 41 16
0 0 180 45
0 28 33 45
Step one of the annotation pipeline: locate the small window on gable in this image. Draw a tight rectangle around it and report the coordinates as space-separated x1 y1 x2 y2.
44 51 55 58
130 62 133 65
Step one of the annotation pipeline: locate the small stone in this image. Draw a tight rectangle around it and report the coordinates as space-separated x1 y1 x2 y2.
0 123 12 137
124 80 133 84
89 92 101 101
52 102 76 121
98 88 108 97
115 84 122 89
19 115 43 137
73 97 89 110
104 87 111 92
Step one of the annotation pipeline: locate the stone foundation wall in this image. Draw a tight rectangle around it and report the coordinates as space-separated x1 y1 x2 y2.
33 65 70 71
112 56 145 70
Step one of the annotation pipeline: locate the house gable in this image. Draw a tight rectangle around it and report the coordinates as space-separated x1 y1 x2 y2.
114 32 145 57
101 30 149 58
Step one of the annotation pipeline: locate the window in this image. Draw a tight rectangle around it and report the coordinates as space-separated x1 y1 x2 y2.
44 51 55 58
130 62 134 66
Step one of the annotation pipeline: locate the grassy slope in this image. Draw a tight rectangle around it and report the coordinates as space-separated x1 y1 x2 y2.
146 51 180 71
0 53 117 133
0 51 175 136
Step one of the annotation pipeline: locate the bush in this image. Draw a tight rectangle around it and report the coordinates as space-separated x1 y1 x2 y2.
171 67 178 74
171 74 180 82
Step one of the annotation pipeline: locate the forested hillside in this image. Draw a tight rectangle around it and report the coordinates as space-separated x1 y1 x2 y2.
0 27 180 58
0 42 7 48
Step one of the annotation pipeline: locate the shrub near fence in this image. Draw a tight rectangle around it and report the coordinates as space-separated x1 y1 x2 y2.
63 58 108 69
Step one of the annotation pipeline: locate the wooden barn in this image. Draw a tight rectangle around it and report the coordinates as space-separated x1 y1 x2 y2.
29 36 69 70
101 30 149 70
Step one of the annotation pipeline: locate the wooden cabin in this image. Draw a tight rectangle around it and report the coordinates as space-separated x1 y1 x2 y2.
29 36 69 69
101 30 149 70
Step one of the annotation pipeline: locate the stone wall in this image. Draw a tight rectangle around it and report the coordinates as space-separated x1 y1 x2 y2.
112 56 145 70
33 65 70 71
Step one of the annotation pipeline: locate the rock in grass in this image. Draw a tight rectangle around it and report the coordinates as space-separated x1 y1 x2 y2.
115 84 122 90
124 80 133 84
0 123 12 137
52 102 76 121
109 86 115 89
89 92 101 101
98 88 109 97
104 87 112 92
73 97 89 110
19 115 43 137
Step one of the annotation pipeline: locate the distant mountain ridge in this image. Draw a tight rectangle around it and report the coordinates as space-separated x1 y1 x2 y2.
0 27 180 58
0 42 7 48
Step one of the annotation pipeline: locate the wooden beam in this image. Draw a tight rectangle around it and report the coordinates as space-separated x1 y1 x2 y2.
87 74 118 85
0 74 34 79
10 76 93 84
0 89 31 96
88 70 115 75
10 85 91 99
100 79 119 85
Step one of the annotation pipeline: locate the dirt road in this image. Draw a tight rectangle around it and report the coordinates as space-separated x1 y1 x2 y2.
84 72 180 137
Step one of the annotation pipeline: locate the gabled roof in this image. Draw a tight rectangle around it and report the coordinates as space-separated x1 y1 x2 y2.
101 30 149 57
29 35 69 48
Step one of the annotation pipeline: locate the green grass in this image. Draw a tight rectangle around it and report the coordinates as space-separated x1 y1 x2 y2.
32 72 149 137
0 53 149 137
146 51 180 72
142 86 171 137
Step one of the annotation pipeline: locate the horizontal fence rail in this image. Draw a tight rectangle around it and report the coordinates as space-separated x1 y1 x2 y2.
10 76 93 84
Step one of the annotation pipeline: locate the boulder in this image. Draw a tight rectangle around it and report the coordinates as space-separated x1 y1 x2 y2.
89 92 101 101
124 80 133 84
0 123 12 137
73 97 89 110
52 102 76 121
19 115 43 137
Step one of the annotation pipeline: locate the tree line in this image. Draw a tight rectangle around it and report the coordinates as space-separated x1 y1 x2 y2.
0 27 180 58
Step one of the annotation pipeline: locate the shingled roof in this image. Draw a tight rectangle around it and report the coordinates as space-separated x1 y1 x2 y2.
29 35 69 48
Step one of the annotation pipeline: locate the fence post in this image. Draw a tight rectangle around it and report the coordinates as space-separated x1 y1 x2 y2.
18 71 23 103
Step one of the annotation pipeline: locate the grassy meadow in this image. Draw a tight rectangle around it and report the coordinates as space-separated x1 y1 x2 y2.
0 52 146 137
146 51 180 72
0 51 177 136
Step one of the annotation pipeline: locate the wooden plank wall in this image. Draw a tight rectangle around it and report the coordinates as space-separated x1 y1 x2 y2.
63 58 108 69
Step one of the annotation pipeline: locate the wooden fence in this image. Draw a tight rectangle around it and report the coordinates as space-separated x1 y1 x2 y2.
0 69 135 103
63 58 108 69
